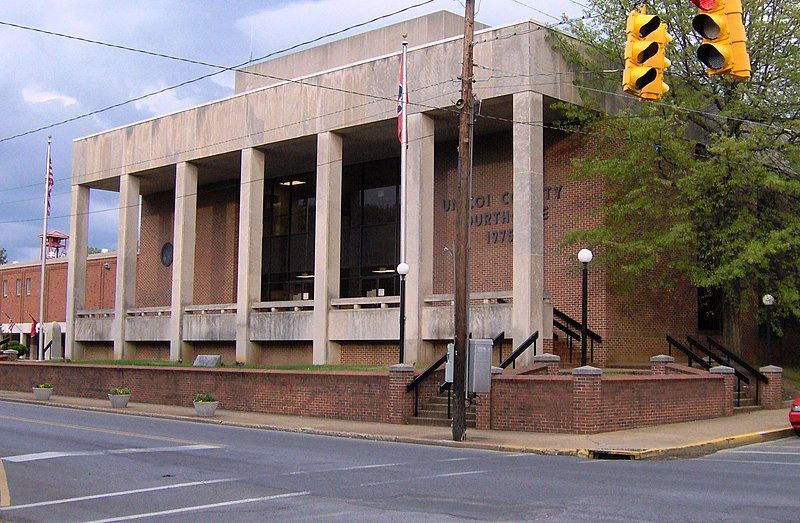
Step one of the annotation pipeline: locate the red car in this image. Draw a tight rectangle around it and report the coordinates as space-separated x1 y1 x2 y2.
790 398 800 436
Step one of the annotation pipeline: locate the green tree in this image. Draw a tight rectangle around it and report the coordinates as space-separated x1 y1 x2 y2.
555 0 800 353
0 246 6 265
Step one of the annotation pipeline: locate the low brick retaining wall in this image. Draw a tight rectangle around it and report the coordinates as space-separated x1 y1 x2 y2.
1 357 779 434
0 362 395 423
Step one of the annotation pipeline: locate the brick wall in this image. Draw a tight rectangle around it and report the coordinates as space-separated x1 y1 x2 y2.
135 181 240 308
490 376 574 432
433 132 514 297
0 256 115 325
0 362 391 423
340 342 399 365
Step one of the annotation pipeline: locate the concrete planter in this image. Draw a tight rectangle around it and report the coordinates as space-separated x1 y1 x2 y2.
33 387 53 400
193 401 219 417
108 394 131 408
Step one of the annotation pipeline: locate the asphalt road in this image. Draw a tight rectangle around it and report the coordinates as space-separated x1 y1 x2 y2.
0 401 798 522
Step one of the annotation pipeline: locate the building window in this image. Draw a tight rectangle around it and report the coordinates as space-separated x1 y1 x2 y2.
2 280 6 297
261 172 316 301
15 279 21 296
697 287 723 332
25 278 31 296
340 158 400 298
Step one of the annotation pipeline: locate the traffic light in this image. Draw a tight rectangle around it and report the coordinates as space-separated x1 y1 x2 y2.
691 0 750 79
623 7 672 101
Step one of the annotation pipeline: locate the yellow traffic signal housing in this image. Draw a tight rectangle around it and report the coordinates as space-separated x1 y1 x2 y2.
692 0 750 79
623 7 672 100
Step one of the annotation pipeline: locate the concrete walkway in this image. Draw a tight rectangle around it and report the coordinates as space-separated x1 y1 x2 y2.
0 390 793 459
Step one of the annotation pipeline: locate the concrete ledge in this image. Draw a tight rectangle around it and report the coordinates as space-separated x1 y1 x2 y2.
572 365 602 376
710 365 735 374
650 355 675 363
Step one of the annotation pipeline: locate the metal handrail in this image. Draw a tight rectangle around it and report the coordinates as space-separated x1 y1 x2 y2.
553 307 602 343
493 331 505 364
687 336 750 385
499 331 539 369
687 336 749 407
553 319 580 363
707 337 768 384
666 335 711 369
42 340 53 358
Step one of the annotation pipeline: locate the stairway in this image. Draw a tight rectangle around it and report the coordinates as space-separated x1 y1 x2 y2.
409 392 476 428
733 383 758 409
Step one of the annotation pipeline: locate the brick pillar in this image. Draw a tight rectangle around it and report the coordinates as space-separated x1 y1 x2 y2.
475 367 502 430
388 364 415 424
650 355 675 375
710 365 735 416
759 365 783 410
572 366 602 434
534 353 561 375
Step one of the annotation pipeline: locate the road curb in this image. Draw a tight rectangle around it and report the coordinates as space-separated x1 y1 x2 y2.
585 428 796 460
1 395 792 459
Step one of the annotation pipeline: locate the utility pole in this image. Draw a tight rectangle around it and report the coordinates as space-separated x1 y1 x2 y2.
452 0 475 442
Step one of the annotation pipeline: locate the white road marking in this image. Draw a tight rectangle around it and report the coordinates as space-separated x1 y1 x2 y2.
287 463 404 475
0 477 241 511
361 469 486 487
84 491 310 522
721 450 800 456
2 444 218 463
698 458 800 466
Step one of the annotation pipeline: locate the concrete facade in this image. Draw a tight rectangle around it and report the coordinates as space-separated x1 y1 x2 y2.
29 10 765 367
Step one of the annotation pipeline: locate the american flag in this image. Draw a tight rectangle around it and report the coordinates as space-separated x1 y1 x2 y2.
47 154 54 216
3 311 16 333
397 51 406 143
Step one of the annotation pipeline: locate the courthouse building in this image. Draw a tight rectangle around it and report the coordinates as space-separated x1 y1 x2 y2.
43 11 724 367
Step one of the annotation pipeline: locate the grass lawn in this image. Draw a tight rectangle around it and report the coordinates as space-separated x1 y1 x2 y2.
64 359 391 372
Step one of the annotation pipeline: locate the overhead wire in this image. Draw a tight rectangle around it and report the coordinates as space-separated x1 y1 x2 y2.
0 0 438 146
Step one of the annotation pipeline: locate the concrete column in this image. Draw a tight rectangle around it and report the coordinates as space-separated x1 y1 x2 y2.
512 91 545 365
312 132 343 365
404 113 435 365
572 365 602 434
710 365 735 416
388 363 416 424
66 184 89 360
759 365 783 410
236 148 265 365
113 174 140 360
169 162 198 361
650 354 675 375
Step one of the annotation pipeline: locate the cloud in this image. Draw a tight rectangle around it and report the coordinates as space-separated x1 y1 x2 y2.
21 85 78 107
133 86 200 116
211 71 236 91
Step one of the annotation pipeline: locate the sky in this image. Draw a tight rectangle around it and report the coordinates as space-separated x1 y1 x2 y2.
0 0 583 262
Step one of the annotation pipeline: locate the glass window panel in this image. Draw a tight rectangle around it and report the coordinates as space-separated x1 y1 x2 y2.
269 236 289 274
361 224 398 267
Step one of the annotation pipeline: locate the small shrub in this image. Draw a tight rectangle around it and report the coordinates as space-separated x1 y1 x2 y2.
109 386 130 395
35 382 53 389
194 392 217 403
6 341 27 358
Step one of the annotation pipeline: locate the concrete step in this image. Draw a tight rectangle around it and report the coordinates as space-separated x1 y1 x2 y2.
733 405 762 413
417 409 475 421
409 416 476 428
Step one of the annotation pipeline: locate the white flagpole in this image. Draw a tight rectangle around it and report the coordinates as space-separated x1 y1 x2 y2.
38 136 52 361
400 35 408 265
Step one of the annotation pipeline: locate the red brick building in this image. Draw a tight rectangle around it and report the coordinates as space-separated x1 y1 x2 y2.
3 12 772 368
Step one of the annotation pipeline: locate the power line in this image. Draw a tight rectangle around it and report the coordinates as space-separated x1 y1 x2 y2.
0 0 437 145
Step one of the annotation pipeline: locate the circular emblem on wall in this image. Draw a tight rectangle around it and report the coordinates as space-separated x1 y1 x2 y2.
160 242 174 267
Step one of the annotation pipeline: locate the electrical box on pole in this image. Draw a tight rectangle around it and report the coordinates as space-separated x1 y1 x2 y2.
467 338 493 394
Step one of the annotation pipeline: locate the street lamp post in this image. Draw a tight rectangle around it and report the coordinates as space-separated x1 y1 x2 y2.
397 262 410 364
578 249 593 367
762 293 775 364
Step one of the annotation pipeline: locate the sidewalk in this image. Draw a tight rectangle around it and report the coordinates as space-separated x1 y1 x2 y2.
0 390 793 459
